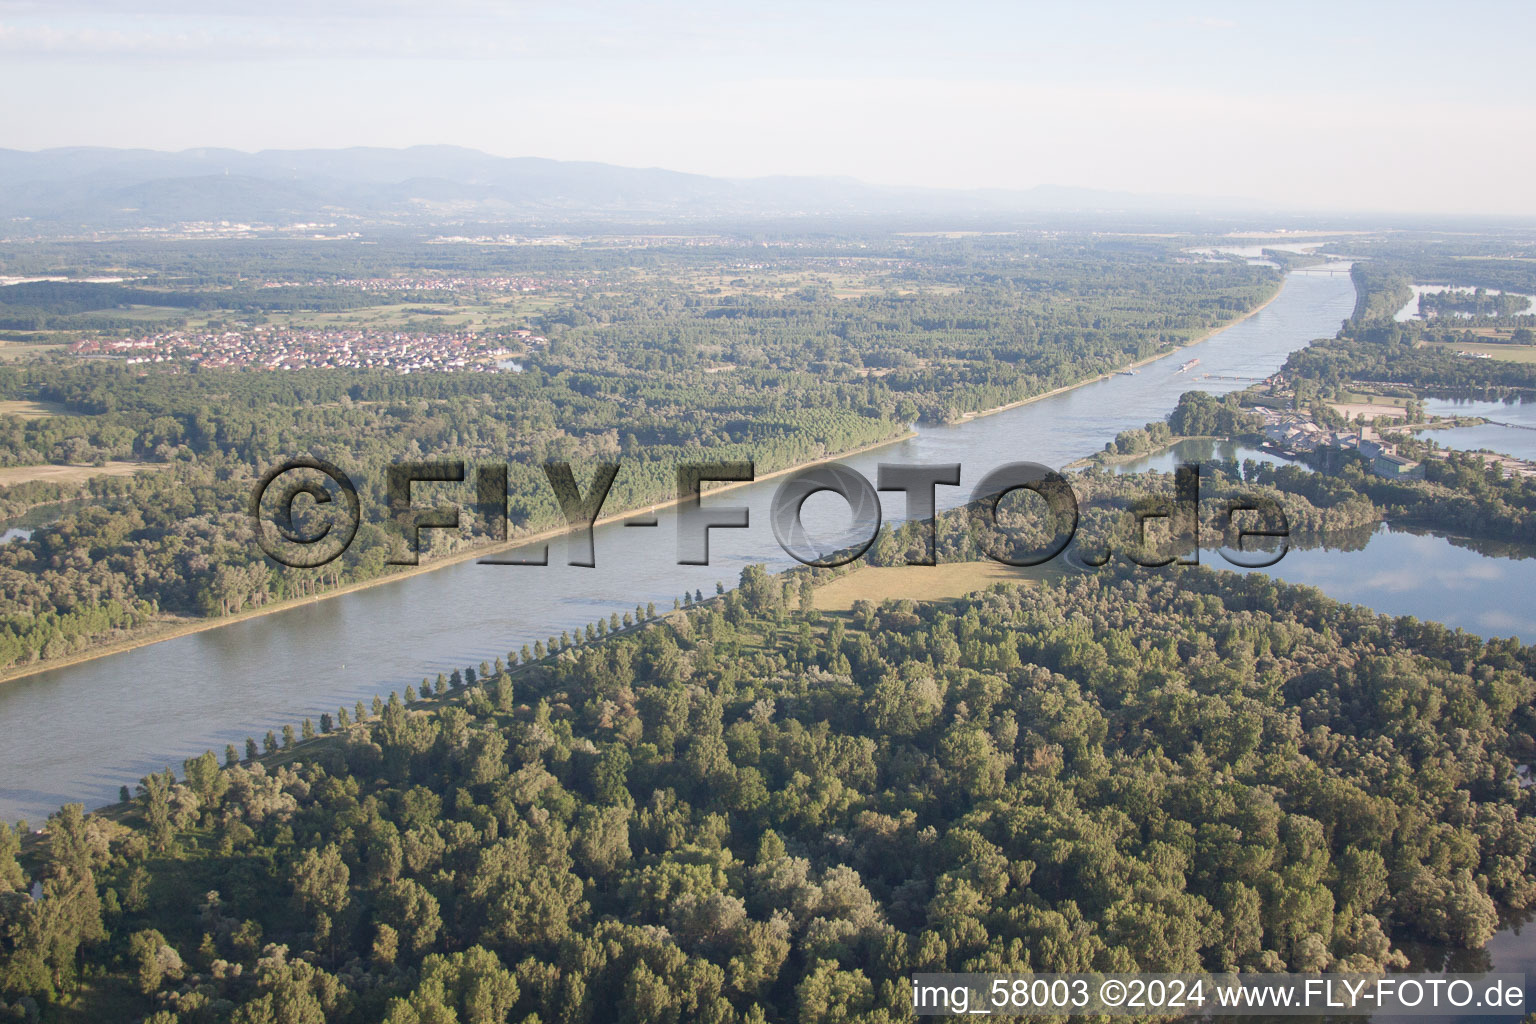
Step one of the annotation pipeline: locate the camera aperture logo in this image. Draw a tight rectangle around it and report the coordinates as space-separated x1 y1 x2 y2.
250 458 1290 572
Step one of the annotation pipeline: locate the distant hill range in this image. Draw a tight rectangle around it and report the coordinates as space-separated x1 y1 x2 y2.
0 145 1269 231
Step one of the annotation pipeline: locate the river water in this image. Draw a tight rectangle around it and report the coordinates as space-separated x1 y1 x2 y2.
1104 438 1308 476
12 262 1529 825
1394 286 1536 323
1 267 1359 823
5 262 1535 1011
1420 397 1536 462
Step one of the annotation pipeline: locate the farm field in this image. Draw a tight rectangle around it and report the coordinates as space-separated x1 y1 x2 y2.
0 399 69 418
812 560 1044 611
0 461 162 486
1418 339 1536 364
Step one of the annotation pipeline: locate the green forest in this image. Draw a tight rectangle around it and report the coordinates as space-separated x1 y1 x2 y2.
5 230 1536 1024
3 565 1533 1023
0 239 1279 673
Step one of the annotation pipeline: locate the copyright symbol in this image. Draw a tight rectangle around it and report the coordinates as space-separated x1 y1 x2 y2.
1100 979 1126 1007
250 458 360 568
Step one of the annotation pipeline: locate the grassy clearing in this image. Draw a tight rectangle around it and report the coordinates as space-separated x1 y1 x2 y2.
262 297 558 333
1328 401 1408 421
1339 390 1411 406
69 304 192 324
0 461 164 487
814 561 1039 611
1418 340 1536 364
0 399 70 419
1461 326 1528 339
0 342 67 362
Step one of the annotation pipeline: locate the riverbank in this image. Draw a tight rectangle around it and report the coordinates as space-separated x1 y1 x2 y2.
0 429 920 685
1060 434 1233 471
949 276 1288 425
0 264 1370 827
0 277 1294 685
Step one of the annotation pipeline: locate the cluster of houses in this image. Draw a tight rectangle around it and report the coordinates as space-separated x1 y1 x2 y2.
67 326 542 373
1256 401 1536 481
1258 409 1345 454
1257 409 1426 479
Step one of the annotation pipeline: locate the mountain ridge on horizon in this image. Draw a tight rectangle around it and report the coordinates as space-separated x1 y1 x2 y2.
0 143 1286 232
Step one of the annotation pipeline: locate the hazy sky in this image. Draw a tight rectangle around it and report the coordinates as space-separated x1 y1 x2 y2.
2 0 1533 215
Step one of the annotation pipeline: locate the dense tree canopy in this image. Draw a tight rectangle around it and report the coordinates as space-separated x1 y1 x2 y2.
2 565 1531 1021
0 239 1279 672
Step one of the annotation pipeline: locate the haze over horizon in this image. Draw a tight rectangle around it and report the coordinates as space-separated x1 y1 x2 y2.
3 0 1534 218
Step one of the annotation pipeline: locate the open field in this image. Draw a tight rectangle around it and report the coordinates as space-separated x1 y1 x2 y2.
1328 401 1408 421
1338 390 1411 406
68 304 196 325
1457 326 1530 339
1 296 564 348
0 399 70 418
814 561 1038 611
662 262 933 302
262 299 532 331
0 461 163 487
1417 340 1536 364
0 342 68 362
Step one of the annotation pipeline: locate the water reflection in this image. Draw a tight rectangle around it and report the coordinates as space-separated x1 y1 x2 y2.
1393 286 1536 323
20 267 1532 835
1231 525 1536 641
1100 439 1309 477
1420 396 1536 462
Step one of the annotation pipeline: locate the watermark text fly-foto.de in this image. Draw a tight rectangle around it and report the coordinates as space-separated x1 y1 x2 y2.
251 458 1290 571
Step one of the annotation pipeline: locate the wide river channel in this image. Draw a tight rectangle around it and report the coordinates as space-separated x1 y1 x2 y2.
9 261 1536 1015
9 262 1535 823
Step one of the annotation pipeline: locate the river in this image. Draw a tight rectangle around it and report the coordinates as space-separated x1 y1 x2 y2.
11 263 1536 803
13 262 1525 826
1419 396 1536 462
1 267 1359 824
1394 286 1536 323
6 262 1536 1013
